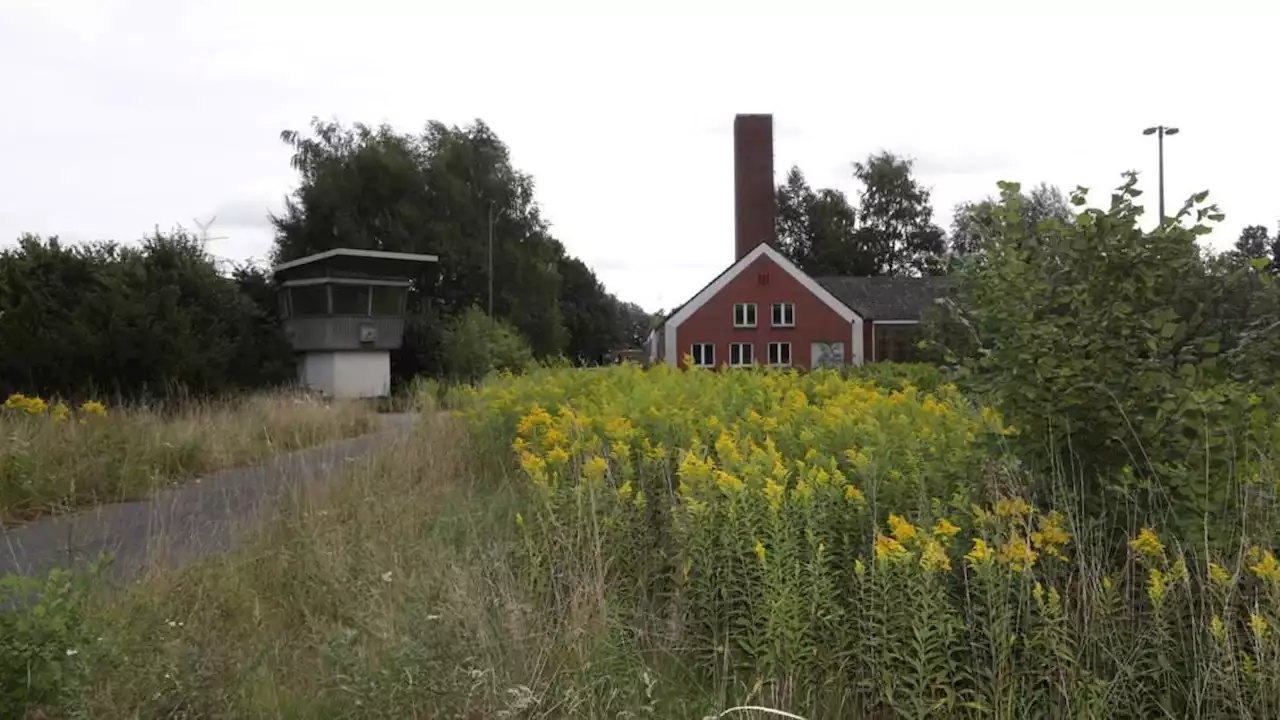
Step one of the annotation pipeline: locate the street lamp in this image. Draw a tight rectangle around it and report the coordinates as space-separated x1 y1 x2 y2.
1142 125 1179 225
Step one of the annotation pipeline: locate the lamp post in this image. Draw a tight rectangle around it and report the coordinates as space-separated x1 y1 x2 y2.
1142 125 1179 225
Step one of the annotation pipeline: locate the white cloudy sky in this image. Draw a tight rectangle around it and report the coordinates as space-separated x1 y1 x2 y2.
2 0 1276 313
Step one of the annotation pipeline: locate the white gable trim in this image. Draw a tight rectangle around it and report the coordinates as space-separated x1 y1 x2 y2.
663 243 864 366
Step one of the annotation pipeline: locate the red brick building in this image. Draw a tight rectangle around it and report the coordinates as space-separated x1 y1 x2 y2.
647 114 949 369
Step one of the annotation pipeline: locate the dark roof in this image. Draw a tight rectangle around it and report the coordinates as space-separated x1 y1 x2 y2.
815 275 955 320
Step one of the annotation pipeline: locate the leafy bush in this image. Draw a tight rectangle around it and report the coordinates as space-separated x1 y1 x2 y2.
442 306 534 384
932 174 1280 525
453 364 1280 717
0 563 103 717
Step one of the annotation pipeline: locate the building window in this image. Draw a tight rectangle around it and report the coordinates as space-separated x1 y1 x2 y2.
768 342 792 366
730 342 755 367
733 303 757 327
771 302 795 327
691 343 715 367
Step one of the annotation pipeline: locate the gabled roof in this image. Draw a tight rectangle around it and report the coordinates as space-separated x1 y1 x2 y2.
814 275 955 321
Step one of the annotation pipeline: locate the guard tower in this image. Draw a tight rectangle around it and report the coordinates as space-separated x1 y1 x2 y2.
272 248 438 398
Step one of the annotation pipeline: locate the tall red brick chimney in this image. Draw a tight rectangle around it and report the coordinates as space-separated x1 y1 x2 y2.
733 113 775 262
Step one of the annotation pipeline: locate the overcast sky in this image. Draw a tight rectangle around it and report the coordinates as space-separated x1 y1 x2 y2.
3 0 1276 312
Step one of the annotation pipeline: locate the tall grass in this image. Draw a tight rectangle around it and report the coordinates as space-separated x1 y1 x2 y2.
0 391 378 522
11 363 1280 718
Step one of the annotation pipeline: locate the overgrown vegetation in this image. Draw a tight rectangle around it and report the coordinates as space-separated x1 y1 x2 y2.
0 391 377 521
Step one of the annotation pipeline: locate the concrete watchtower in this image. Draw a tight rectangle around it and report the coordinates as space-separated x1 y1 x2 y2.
272 248 438 398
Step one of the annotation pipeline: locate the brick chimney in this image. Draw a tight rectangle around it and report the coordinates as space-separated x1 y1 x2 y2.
733 113 775 262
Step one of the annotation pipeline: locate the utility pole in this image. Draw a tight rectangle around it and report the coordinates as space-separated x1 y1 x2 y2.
1142 125 1180 226
487 201 495 316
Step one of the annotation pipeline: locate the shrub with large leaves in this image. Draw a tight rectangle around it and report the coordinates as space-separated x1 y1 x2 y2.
938 173 1280 525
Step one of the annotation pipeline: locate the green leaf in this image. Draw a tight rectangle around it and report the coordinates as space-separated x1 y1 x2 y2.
1161 322 1178 338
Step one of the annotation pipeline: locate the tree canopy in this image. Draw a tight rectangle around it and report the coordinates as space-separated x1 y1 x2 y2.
272 118 641 373
775 152 946 277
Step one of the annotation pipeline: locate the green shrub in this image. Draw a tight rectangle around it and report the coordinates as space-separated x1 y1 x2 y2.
934 173 1280 526
442 306 534 384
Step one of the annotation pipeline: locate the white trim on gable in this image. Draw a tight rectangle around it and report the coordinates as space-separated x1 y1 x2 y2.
663 244 864 366
874 319 919 325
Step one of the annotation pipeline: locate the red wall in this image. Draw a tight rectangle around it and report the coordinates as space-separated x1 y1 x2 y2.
674 254 854 369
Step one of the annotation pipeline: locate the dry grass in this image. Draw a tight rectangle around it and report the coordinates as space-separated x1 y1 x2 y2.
0 392 379 522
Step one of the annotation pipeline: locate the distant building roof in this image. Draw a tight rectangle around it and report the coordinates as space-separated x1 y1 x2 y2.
272 248 438 276
814 275 955 320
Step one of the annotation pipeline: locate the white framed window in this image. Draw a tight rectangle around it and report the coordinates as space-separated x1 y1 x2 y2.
733 303 757 328
771 302 795 327
730 342 755 367
768 342 792 366
690 343 715 367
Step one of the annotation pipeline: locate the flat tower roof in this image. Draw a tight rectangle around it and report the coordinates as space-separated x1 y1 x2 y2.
272 248 439 275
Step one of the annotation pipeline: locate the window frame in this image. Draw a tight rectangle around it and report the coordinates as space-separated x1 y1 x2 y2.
690 342 715 368
771 302 796 328
733 302 758 328
767 341 792 367
729 342 755 367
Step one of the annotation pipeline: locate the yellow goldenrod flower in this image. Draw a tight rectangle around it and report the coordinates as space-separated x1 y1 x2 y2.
875 535 910 565
51 402 70 422
919 539 951 573
965 538 992 567
994 496 1031 519
582 455 609 483
843 484 865 504
1250 613 1270 641
888 514 918 544
1030 511 1071 558
1129 527 1165 560
78 399 107 417
713 470 744 494
763 479 785 512
1147 568 1167 607
854 558 866 577
1209 561 1231 586
933 518 961 539
546 446 570 465
792 479 813 503
617 480 634 500
754 540 766 564
1211 615 1226 643
997 537 1037 572
1250 549 1280 583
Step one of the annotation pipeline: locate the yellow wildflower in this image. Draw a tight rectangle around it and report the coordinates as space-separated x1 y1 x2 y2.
1030 511 1071 558
1251 613 1270 641
51 402 70 422
843 484 866 504
763 479 785 512
919 539 951 573
1211 615 1226 643
546 446 570 465
1209 561 1230 586
618 480 634 500
1250 549 1280 583
965 538 992 567
933 518 961 539
874 535 910 565
1129 527 1165 560
1147 568 1167 607
792 479 813 503
79 400 107 417
713 470 744 494
854 558 866 577
754 540 766 564
888 514 918 544
997 537 1037 572
994 496 1031 519
583 455 609 484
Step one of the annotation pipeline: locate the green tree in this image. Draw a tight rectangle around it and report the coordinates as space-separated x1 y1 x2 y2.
442 306 534 383
949 183 1074 258
272 118 628 366
851 152 947 276
1229 224 1279 273
775 167 869 276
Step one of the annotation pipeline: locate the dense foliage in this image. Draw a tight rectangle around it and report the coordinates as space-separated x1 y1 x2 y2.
0 232 292 400
458 363 1280 718
931 175 1280 527
775 152 947 277
271 118 647 374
